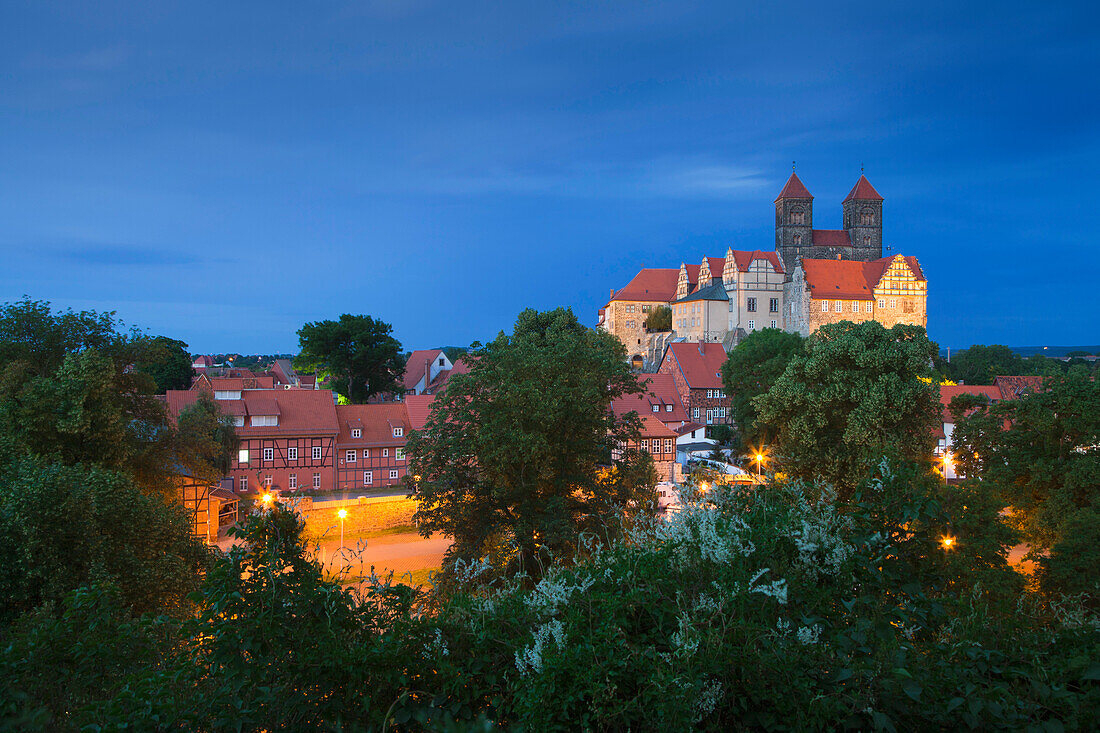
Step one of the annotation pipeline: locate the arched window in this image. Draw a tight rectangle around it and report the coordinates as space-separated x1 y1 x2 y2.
860 209 875 226
863 235 871 246
789 209 804 225
793 233 802 246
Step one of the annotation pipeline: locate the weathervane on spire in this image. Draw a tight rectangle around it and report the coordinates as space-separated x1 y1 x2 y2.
792 160 796 171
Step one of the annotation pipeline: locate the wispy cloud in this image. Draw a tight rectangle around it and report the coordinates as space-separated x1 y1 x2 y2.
53 243 222 267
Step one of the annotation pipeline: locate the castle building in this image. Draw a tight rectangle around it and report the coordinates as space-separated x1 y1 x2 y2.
784 254 928 336
775 171 884 274
601 170 927 355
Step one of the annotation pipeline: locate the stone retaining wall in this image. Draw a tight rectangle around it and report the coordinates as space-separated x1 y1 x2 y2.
292 494 419 538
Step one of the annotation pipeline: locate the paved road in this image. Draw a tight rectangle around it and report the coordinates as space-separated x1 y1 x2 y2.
310 532 451 580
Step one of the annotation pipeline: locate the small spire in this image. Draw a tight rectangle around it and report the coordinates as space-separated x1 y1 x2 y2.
792 160 796 171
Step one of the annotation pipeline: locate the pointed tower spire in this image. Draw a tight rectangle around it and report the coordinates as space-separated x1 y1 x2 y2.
775 171 813 202
843 174 883 202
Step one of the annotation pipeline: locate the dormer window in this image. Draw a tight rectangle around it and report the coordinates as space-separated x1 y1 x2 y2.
351 428 361 438
214 390 242 400
666 404 673 412
250 415 278 427
393 427 404 437
652 405 659 413
233 416 245 427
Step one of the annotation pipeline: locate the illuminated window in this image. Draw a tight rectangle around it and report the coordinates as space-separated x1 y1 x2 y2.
238 449 249 464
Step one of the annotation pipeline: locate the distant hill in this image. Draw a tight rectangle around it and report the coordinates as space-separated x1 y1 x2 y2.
938 346 1100 358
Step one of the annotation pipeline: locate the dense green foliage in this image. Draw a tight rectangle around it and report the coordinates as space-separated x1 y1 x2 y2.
0 299 214 621
295 314 405 402
408 308 656 576
951 369 1100 598
755 321 941 493
175 393 238 486
4 470 1097 731
720 328 804 449
644 305 672 332
133 335 194 392
940 343 1097 385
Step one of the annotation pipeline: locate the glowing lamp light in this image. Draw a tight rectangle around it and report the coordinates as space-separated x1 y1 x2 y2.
337 508 348 519
940 535 957 551
261 493 273 505
754 453 764 463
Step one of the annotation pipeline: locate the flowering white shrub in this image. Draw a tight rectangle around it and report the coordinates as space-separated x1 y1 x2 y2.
514 619 566 675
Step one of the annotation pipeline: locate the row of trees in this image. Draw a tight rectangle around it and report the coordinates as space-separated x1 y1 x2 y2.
2 302 1097 729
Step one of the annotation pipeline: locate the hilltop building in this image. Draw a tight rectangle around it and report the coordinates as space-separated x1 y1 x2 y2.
784 254 928 336
600 170 928 358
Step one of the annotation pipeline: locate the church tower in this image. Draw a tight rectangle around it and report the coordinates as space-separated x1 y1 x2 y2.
843 174 883 260
775 170 813 274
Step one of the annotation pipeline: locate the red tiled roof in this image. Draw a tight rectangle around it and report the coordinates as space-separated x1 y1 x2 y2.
404 349 445 391
939 385 1000 423
802 255 925 300
425 354 475 395
611 373 689 425
335 403 410 445
674 421 705 436
730 249 785 275
165 389 339 436
843 174 884 202
775 172 813 201
696 257 725 285
404 394 437 431
666 342 727 389
637 414 678 438
811 229 852 248
191 376 276 391
993 375 1047 401
612 268 680 302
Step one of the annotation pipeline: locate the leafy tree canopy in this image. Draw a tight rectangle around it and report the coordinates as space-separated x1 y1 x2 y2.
720 328 804 449
407 307 656 575
133 336 193 392
0 458 209 623
294 314 404 402
644 305 672 332
944 344 1023 385
950 369 1100 577
174 394 238 487
754 321 941 493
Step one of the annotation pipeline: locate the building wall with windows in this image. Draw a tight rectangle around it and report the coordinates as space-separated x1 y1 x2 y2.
334 403 412 491
658 342 732 426
784 254 927 337
165 388 340 495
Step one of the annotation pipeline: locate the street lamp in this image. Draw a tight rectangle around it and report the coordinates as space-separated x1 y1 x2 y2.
753 450 766 477
261 492 274 508
941 451 952 484
337 508 348 551
940 535 956 551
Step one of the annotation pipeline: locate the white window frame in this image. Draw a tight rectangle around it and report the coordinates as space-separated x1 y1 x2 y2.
288 447 298 461
351 428 361 438
312 446 322 461
312 473 321 489
288 473 297 489
834 301 842 313
389 469 399 480
821 301 829 312
878 298 886 309
263 447 273 461
393 427 403 437
364 471 372 485
383 448 389 457
395 448 405 461
346 450 356 463
239 476 248 492
693 407 700 419
748 320 755 330
238 448 249 464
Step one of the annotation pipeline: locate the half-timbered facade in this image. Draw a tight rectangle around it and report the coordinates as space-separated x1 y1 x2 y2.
334 403 412 491
166 388 339 494
658 341 732 426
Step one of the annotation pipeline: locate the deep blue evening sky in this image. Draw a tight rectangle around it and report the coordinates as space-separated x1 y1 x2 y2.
2 1 1098 353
